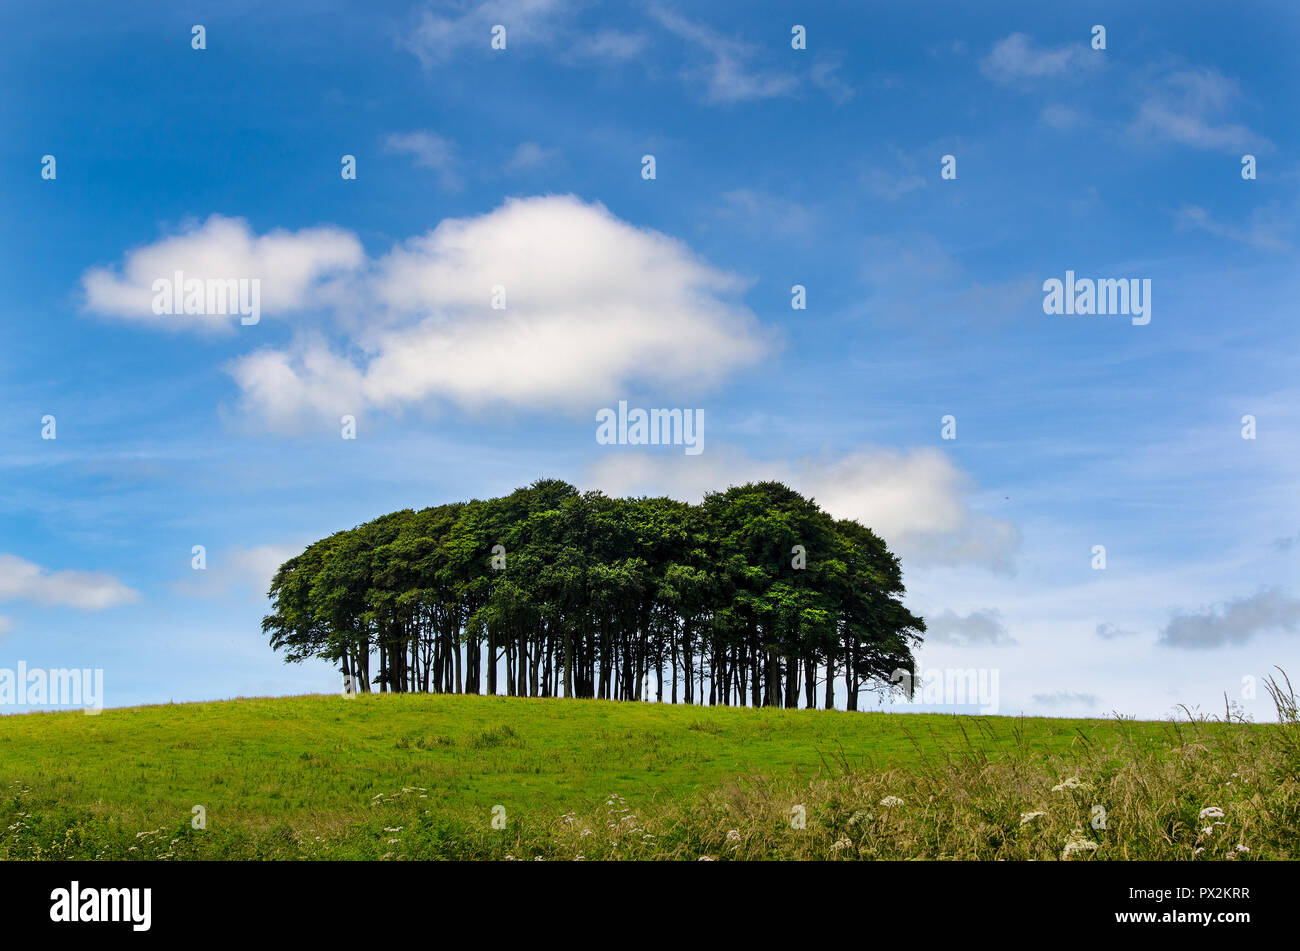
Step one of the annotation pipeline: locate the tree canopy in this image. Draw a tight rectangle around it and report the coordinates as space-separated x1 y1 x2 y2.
264 479 925 710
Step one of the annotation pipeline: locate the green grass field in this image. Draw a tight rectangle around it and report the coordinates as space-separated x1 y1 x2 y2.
1 693 1294 860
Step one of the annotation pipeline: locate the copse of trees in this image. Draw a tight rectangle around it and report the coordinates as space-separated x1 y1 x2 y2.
264 479 925 710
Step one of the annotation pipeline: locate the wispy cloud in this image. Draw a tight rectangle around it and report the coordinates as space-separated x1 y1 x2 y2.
1174 203 1290 252
711 189 816 238
809 54 855 105
403 0 565 66
980 33 1096 85
1131 67 1266 152
861 150 928 202
649 6 797 103
503 141 560 173
385 131 460 190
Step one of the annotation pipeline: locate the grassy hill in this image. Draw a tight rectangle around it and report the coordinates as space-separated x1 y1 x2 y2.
1 693 1294 860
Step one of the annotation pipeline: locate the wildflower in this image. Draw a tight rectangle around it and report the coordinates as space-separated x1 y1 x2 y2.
698 855 715 861
1236 844 1250 853
831 837 852 852
879 796 904 807
1199 807 1224 820
1201 827 1213 836
1051 777 1082 792
1062 825 1098 859
1020 811 1046 826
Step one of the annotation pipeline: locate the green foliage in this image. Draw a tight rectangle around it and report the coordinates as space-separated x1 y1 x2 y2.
262 479 926 708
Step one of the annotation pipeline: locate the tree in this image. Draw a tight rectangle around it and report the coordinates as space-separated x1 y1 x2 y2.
265 480 925 709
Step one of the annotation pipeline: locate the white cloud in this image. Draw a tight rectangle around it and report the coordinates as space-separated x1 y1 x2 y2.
980 33 1095 84
584 445 1020 572
228 195 769 426
385 131 459 189
82 215 364 330
403 0 564 66
1131 68 1264 152
1175 204 1290 252
1159 588 1300 649
0 554 138 610
504 141 560 173
861 162 927 202
174 544 301 599
712 189 816 238
571 29 647 61
809 55 855 105
649 6 797 103
1040 103 1087 130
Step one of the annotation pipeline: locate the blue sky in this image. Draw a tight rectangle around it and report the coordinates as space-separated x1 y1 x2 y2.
2 0 1297 718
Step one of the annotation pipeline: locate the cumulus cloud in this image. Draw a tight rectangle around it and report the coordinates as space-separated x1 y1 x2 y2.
980 33 1095 84
82 215 363 330
924 608 1017 647
1131 68 1265 152
82 197 770 428
0 554 138 610
585 445 1020 572
1159 588 1300 649
229 195 769 425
